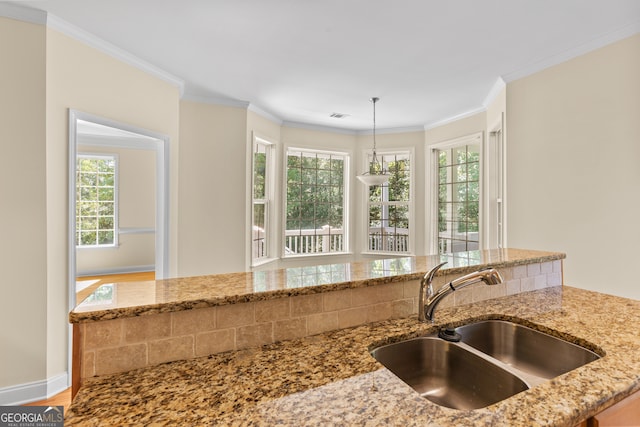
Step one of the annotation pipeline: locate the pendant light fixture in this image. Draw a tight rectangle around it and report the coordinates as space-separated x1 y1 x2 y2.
357 97 389 186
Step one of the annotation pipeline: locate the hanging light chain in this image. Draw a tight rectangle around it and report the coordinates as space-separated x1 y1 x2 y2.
371 97 380 171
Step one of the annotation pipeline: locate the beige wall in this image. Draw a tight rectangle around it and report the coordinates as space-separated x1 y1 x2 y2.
45 27 180 389
507 34 640 299
76 144 156 275
178 101 247 276
0 16 47 390
0 18 180 401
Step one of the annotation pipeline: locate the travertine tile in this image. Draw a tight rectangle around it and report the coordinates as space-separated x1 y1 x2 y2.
512 265 528 279
454 287 474 306
391 299 415 318
95 343 147 376
337 306 369 329
307 312 339 336
84 319 122 349
540 261 554 274
148 336 194 365
521 277 536 292
255 298 291 322
274 318 307 342
498 266 514 281
527 263 541 277
506 279 521 295
291 294 323 316
376 283 404 302
402 280 420 299
82 350 95 378
350 286 378 307
472 284 493 302
195 329 235 357
236 323 273 349
323 289 352 312
548 271 563 286
553 260 563 273
534 275 548 290
172 307 216 336
217 302 255 329
366 302 393 323
123 313 171 343
489 282 508 299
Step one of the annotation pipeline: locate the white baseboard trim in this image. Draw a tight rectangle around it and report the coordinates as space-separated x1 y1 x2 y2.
76 264 155 278
0 372 69 406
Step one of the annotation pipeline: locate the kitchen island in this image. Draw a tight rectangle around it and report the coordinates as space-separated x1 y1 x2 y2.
66 250 640 425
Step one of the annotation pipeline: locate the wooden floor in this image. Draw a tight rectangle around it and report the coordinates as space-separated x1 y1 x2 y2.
25 272 156 410
24 388 72 411
76 271 155 303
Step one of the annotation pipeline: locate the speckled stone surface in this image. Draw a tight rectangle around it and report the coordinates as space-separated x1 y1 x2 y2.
66 286 640 426
70 248 564 323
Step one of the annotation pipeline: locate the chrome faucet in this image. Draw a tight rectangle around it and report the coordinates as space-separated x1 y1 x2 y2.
418 262 504 323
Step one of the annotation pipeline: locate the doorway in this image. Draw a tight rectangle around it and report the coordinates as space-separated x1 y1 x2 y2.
68 110 169 310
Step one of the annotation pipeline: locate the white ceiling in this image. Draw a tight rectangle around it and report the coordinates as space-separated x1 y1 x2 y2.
15 0 640 131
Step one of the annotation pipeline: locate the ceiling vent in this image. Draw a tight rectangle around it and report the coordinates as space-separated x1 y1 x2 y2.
330 112 349 119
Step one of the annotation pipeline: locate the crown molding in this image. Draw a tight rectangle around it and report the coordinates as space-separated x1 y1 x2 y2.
0 2 46 25
356 125 425 136
423 106 486 131
1 4 185 95
503 21 640 83
281 121 357 135
45 14 185 95
247 103 283 126
482 77 506 109
182 92 250 109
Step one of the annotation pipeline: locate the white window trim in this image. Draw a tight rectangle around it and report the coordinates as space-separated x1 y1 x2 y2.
251 133 278 268
485 114 507 249
426 132 484 254
282 146 351 258
360 147 415 256
76 153 119 249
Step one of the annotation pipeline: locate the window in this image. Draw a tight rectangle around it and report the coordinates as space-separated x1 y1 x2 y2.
252 137 273 262
366 151 412 253
285 148 347 256
434 136 481 254
76 154 117 247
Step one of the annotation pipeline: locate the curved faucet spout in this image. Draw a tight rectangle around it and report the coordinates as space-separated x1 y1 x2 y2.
418 262 447 323
418 264 504 323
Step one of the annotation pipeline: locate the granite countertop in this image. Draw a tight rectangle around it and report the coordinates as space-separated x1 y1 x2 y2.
70 248 564 323
65 286 640 426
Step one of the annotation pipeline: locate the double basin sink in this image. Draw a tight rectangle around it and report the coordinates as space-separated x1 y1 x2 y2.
370 319 601 410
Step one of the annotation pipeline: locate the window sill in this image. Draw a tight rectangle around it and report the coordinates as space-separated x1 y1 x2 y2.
251 257 278 268
282 252 353 260
360 251 414 257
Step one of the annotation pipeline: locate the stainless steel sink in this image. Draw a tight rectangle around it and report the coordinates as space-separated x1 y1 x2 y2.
370 319 601 410
370 337 529 410
454 320 600 380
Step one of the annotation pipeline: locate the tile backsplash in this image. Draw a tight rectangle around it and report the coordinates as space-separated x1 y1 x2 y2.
79 260 562 379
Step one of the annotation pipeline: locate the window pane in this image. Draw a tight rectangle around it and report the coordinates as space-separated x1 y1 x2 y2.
436 143 480 255
253 151 266 199
366 151 411 253
76 155 117 247
285 149 346 256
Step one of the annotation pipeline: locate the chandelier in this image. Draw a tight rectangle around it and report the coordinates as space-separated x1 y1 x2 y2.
356 97 389 186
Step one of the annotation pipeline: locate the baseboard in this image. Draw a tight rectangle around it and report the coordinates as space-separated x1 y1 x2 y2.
76 264 155 277
0 373 69 406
